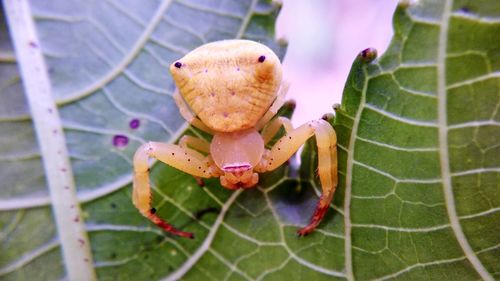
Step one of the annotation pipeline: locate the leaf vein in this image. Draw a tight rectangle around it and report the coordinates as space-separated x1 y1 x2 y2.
437 1 493 279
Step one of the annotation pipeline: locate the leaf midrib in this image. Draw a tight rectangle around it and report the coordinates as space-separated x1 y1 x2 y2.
3 0 96 280
436 1 493 280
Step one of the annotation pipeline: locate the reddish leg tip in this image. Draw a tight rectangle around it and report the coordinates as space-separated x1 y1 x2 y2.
149 213 194 239
296 198 332 238
176 231 195 239
297 227 312 237
163 227 194 239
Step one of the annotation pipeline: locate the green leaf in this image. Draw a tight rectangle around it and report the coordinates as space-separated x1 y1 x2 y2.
335 1 500 280
1 0 499 281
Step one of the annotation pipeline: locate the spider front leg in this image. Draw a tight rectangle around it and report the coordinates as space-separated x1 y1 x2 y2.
261 116 294 144
256 119 338 236
133 141 218 239
179 135 210 153
173 90 214 134
179 135 211 186
255 81 290 131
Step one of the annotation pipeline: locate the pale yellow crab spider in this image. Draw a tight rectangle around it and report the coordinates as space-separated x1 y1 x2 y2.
133 40 337 239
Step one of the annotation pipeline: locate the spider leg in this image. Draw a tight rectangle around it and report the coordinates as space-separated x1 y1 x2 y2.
179 135 210 153
179 135 211 186
133 141 218 238
260 116 294 145
256 119 337 236
255 81 290 131
174 90 214 134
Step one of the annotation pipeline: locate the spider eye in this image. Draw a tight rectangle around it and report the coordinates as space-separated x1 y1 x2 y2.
174 62 182 68
258 55 266 63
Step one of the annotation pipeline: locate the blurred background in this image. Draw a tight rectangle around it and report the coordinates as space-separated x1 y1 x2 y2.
277 0 399 125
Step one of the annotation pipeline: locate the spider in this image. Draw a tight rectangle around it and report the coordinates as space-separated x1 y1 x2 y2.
132 40 337 239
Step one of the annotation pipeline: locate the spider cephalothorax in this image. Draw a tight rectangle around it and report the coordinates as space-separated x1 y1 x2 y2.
133 40 337 239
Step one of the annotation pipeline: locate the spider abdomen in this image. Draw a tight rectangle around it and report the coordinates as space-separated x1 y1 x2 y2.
170 40 282 132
